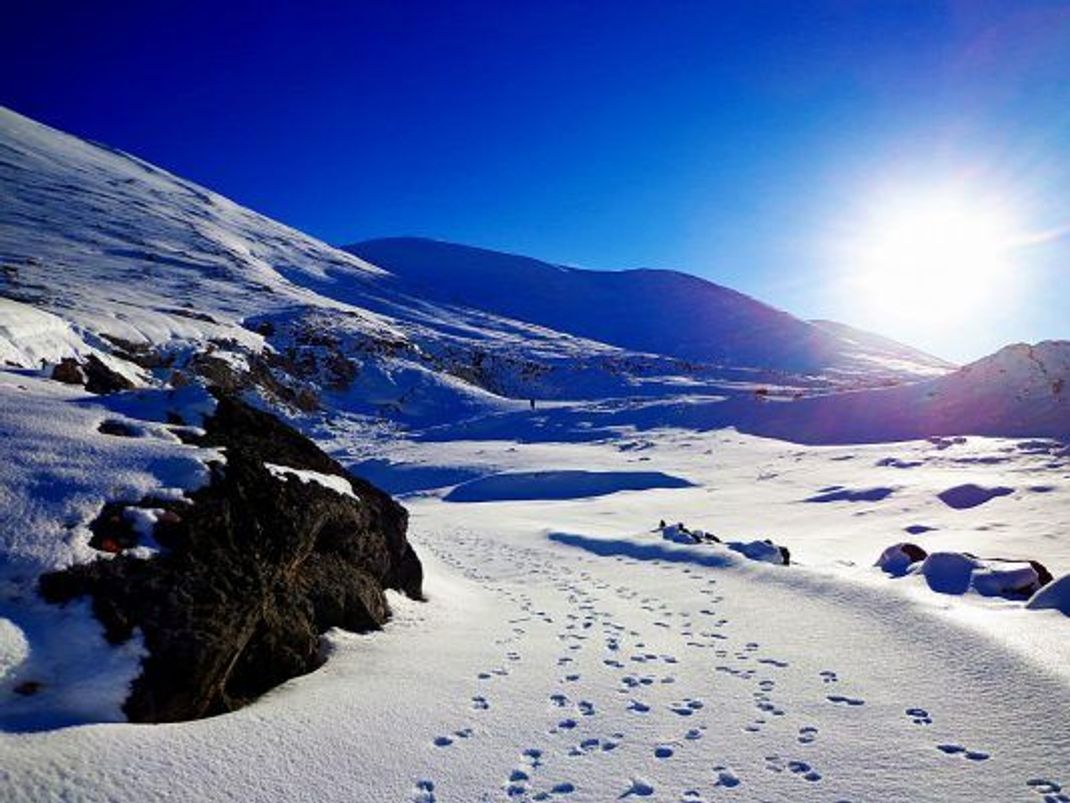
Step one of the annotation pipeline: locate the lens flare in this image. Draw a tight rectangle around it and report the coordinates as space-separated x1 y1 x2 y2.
843 190 1023 327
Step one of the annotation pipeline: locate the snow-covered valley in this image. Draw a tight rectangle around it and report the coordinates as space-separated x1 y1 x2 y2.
1 106 1069 802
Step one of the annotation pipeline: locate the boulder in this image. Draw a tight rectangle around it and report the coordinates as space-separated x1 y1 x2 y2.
726 539 790 565
49 355 133 394
876 542 928 576
38 393 423 723
84 355 134 394
918 551 1050 599
1026 574 1070 615
50 357 85 385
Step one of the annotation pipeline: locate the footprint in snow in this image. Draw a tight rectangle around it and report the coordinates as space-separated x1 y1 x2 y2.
1026 778 1069 801
758 657 789 668
654 745 674 759
713 766 742 788
619 777 655 798
797 726 818 744
906 707 932 725
471 695 490 710
411 779 436 803
669 698 704 716
937 744 990 761
819 670 838 683
765 754 822 782
827 694 865 706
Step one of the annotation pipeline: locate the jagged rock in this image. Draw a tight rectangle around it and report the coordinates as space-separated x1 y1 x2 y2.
52 355 133 393
38 393 423 723
50 358 85 385
84 355 134 394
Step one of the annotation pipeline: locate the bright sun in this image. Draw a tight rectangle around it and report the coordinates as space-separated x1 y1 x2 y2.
847 191 1021 324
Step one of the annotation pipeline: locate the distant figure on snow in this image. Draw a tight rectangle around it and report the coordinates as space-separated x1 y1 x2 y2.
530 398 536 411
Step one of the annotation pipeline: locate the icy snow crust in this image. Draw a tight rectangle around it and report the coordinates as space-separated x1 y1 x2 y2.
1 106 1069 800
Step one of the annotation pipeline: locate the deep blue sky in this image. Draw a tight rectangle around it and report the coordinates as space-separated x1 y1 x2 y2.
4 1 1069 361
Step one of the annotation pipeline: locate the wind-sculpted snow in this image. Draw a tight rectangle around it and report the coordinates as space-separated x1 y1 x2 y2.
444 470 694 502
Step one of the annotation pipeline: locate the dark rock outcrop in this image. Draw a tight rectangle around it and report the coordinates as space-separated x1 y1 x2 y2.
50 355 134 394
50 358 85 385
39 393 423 723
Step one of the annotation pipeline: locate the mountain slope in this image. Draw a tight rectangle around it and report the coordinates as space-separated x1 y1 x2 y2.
715 340 1070 444
347 236 952 377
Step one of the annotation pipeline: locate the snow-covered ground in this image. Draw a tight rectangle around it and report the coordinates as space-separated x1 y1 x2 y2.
3 418 1070 801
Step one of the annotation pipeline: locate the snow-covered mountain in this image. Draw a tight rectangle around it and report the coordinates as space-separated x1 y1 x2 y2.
0 106 944 435
348 237 953 378
724 339 1070 444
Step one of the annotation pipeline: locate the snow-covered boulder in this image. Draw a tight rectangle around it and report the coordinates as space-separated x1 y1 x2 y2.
1026 574 1070 615
919 552 977 594
876 542 928 576
658 522 719 545
37 392 424 723
918 552 1050 599
726 539 790 565
660 523 698 544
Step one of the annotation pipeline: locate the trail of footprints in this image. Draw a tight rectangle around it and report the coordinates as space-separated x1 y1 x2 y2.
417 532 1031 800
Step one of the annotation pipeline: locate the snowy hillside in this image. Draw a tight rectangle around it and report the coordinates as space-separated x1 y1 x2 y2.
349 237 953 378
725 339 1070 444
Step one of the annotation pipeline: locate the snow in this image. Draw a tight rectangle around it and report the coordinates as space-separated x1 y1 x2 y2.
0 299 91 368
264 463 360 501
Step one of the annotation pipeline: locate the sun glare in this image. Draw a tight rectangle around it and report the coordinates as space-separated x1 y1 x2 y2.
847 191 1021 325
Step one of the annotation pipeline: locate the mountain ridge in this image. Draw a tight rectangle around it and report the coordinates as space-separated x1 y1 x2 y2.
347 236 952 377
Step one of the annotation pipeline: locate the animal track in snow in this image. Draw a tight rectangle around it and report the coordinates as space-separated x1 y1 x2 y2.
713 766 742 788
937 743 990 761
669 698 704 716
765 754 822 782
620 777 655 798
827 694 864 706
757 657 789 668
1026 778 1069 801
906 707 932 725
412 779 436 803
